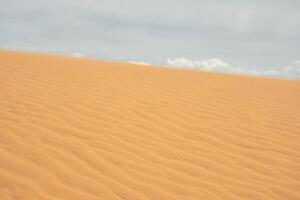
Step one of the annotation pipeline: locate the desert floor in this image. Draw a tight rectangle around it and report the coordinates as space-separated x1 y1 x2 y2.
0 50 300 200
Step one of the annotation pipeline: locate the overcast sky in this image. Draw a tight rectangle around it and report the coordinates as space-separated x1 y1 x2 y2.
1 0 300 77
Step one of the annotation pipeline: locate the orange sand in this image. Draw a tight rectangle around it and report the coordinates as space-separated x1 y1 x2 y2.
0 50 300 200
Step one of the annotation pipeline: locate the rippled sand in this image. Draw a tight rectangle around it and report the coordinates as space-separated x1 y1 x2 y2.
1 50 300 200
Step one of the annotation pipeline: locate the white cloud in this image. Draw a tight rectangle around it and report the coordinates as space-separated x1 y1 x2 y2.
166 58 232 72
166 57 257 74
166 58 300 79
282 60 300 78
71 52 85 58
129 61 150 66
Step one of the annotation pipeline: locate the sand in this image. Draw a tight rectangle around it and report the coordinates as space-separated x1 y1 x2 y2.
0 50 300 200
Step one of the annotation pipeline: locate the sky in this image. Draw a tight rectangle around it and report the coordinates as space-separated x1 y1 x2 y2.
1 0 300 78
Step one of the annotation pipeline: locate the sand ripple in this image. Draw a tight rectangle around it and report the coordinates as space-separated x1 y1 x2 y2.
0 50 300 200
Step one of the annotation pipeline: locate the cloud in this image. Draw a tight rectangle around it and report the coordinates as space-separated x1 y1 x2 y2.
166 58 232 72
129 61 150 66
166 58 300 79
71 52 85 58
166 57 258 74
282 60 300 78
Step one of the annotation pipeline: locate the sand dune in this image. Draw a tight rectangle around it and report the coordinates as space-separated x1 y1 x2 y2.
0 50 300 200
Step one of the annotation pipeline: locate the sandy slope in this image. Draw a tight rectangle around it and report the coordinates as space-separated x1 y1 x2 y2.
0 50 300 200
